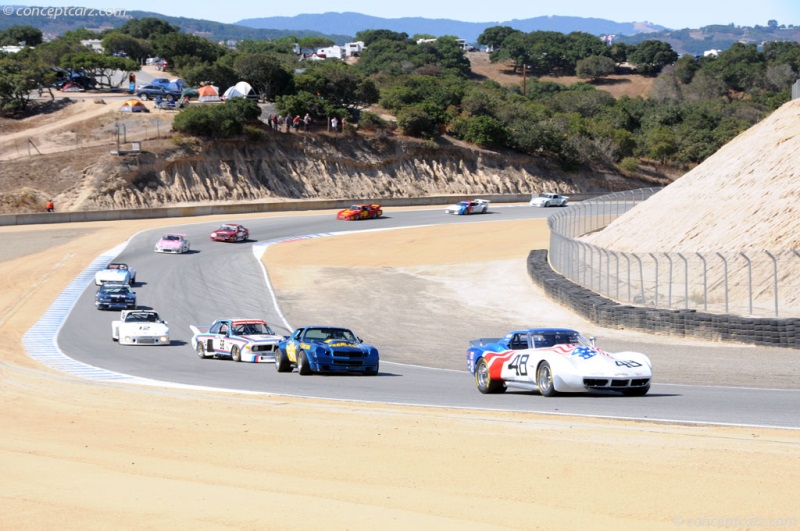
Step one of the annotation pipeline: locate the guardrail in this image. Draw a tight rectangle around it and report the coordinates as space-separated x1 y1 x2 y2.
0 193 605 227
547 188 800 320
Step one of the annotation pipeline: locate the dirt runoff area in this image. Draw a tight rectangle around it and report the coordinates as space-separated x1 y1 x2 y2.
1 210 798 530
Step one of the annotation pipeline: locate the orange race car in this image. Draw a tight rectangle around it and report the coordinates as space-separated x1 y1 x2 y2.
336 203 383 220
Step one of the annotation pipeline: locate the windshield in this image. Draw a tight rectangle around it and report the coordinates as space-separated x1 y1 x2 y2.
219 225 237 231
232 322 274 335
102 286 131 295
163 234 180 241
304 328 357 343
528 331 589 349
125 312 158 322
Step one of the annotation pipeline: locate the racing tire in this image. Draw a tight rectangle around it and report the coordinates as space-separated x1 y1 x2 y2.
622 384 650 396
364 362 379 376
297 350 312 375
544 201 551 207
275 350 291 372
475 358 505 394
196 342 207 359
231 345 241 363
139 93 148 101
536 361 558 397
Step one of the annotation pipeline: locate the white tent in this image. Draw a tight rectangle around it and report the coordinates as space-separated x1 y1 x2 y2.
222 86 244 100
234 81 257 100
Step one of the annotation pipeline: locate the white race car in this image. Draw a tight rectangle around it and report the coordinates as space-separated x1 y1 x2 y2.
95 262 136 285
529 193 569 207
112 309 170 345
444 199 490 215
467 328 652 396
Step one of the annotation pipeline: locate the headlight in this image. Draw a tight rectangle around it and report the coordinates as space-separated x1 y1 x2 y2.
159 336 168 343
244 345 251 350
124 336 131 342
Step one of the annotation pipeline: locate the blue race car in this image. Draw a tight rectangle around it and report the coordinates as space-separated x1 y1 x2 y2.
95 282 137 310
276 326 380 375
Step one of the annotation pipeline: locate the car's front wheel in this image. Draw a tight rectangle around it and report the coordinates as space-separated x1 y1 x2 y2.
196 342 207 359
139 93 148 101
364 362 379 376
231 345 241 362
475 358 505 394
536 361 558 397
275 349 291 372
297 350 311 375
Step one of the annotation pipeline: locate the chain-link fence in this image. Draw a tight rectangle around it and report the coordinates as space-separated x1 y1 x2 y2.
548 189 800 318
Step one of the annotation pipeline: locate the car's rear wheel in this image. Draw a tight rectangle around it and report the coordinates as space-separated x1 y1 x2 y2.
139 93 148 101
196 342 207 359
297 350 311 375
475 358 505 394
536 361 558 397
275 349 291 372
231 345 241 362
622 384 650 396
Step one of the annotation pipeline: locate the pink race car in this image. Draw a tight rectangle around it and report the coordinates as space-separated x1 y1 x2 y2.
155 233 190 254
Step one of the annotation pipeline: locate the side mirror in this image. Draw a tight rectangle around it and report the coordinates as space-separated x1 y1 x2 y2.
589 336 597 346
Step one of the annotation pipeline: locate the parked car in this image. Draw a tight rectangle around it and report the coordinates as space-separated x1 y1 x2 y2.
95 282 137 311
95 262 136 286
112 309 170 345
466 328 652 396
210 224 249 242
444 199 490 215
336 204 383 220
155 233 190 254
529 193 569 207
191 319 284 362
135 84 182 101
276 326 380 375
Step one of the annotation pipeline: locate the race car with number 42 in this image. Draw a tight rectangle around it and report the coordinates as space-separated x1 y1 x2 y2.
190 318 284 362
466 328 652 396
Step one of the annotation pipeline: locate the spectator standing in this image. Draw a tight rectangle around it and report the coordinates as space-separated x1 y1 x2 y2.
46 199 54 212
342 116 347 130
293 115 301 130
331 117 338 133
303 113 311 131
271 114 278 130
277 115 284 132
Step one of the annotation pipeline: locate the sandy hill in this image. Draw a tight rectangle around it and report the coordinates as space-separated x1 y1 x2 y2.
586 98 800 252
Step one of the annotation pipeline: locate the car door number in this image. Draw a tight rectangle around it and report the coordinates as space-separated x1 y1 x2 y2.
615 360 642 368
508 354 529 376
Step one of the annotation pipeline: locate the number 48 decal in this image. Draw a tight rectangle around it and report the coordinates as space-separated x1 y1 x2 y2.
508 354 529 376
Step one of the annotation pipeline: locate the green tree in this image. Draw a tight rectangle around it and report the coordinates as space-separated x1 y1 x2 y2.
59 52 139 88
396 105 437 138
0 26 43 46
153 33 225 69
0 50 52 113
297 36 335 50
172 98 261 138
477 26 519 49
448 115 506 148
118 17 179 40
355 29 409 46
627 40 678 76
233 54 294 101
576 55 616 80
295 60 379 112
101 32 152 62
703 42 765 92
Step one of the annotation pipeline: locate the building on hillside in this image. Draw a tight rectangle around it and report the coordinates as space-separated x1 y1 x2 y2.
80 39 103 53
315 45 346 60
345 41 365 57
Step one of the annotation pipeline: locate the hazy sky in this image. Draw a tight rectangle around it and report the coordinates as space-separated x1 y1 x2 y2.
7 0 799 29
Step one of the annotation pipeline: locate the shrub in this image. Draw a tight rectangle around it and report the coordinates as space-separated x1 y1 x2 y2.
619 156 639 173
172 98 261 138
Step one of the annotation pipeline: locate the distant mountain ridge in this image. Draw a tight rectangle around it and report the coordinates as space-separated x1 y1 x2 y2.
235 12 667 43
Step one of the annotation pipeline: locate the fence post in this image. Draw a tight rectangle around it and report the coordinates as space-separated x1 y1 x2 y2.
740 252 752 316
678 253 688 309
664 253 673 309
716 252 729 314
634 253 645 305
648 252 659 308
765 251 779 317
697 252 708 311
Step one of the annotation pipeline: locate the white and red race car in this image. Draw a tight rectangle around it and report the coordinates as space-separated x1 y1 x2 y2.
190 318 283 362
112 309 170 345
467 328 652 396
210 224 249 242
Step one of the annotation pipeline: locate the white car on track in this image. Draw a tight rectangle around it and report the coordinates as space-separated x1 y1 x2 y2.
95 262 136 285
529 193 569 207
112 309 170 345
444 199 490 215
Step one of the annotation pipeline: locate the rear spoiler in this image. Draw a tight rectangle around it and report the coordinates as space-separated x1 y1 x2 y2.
469 338 502 347
189 325 210 336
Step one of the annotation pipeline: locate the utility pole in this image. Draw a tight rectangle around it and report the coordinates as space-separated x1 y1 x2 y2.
522 62 527 97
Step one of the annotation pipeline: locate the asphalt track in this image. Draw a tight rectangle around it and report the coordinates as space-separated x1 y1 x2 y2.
55 207 800 429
